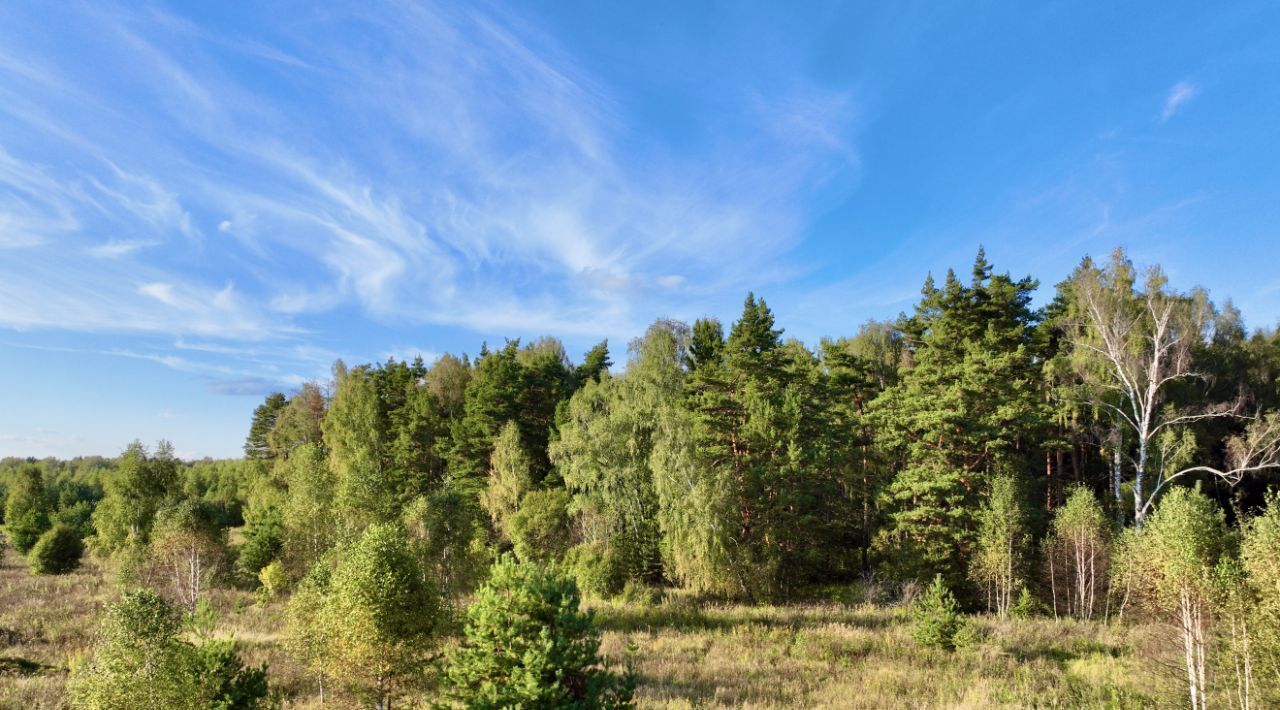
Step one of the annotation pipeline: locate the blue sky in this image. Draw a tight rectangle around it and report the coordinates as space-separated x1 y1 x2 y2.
2 1 1279 459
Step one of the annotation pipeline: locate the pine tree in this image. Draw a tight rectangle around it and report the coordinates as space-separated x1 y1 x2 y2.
873 251 1045 590
244 393 287 461
444 556 634 709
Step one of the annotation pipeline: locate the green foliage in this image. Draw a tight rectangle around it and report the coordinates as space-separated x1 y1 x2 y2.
4 464 52 553
28 523 84 574
194 638 272 710
267 383 326 459
287 522 440 706
444 556 634 709
565 543 627 599
70 589 269 709
238 493 284 577
257 561 287 599
1009 586 1048 619
970 475 1028 616
509 489 573 564
1045 486 1111 619
480 420 531 541
244 393 287 461
92 440 181 555
874 252 1044 588
1241 492 1280 703
150 499 228 611
1130 486 1232 609
911 574 965 651
279 442 337 574
324 361 394 525
401 488 491 606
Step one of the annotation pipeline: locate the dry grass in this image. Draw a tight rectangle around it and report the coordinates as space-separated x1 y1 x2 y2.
0 547 1182 709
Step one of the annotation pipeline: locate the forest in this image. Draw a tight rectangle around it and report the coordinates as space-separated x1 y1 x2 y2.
2 247 1280 709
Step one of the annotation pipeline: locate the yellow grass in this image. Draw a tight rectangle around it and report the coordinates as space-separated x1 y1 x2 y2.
0 547 1181 708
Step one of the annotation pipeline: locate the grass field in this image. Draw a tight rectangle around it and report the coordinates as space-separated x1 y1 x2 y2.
0 547 1185 708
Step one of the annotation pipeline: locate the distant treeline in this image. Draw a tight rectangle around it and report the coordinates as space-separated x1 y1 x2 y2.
4 246 1280 707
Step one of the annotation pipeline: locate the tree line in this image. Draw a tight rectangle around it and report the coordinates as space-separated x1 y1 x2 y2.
3 246 1280 707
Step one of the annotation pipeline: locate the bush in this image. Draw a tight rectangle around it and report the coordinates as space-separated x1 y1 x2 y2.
4 466 51 554
195 638 272 710
565 543 626 599
912 575 965 651
508 489 573 563
70 589 272 709
444 556 635 708
258 560 288 599
28 523 84 575
1010 586 1049 619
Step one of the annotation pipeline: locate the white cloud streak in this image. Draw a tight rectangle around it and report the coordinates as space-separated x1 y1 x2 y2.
1161 80 1199 122
0 2 858 370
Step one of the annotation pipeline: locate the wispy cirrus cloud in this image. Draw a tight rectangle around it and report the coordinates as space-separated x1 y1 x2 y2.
0 0 861 414
1161 80 1199 122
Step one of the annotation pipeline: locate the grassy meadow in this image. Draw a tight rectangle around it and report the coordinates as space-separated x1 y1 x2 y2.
0 545 1191 709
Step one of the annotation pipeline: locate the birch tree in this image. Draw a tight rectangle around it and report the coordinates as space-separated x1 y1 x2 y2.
1066 249 1280 526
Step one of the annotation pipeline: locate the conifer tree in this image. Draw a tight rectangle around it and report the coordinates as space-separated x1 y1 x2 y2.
4 464 51 554
873 251 1044 589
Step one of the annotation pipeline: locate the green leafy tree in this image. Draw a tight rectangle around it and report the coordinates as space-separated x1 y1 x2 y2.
1044 486 1111 619
970 475 1029 617
280 442 339 574
508 489 573 564
552 324 685 585
238 496 284 578
1130 486 1234 710
289 522 440 708
1240 492 1280 706
1062 249 1280 526
4 464 52 553
268 383 327 459
401 488 490 609
150 499 228 612
443 556 634 709
325 361 396 525
480 420 532 542
92 440 181 556
71 590 269 710
29 523 84 574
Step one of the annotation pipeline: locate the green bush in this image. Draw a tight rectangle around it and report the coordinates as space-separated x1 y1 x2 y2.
69 589 271 709
4 466 51 554
508 489 573 563
1010 586 1049 619
257 560 288 599
912 574 965 651
195 638 272 710
28 523 84 575
565 543 626 599
444 556 635 708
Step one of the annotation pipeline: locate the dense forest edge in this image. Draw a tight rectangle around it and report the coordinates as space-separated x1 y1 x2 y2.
2 246 1280 708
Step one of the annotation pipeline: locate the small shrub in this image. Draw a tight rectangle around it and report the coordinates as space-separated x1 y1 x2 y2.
619 579 660 606
912 574 965 651
258 560 288 599
1010 586 1049 619
195 638 272 710
444 556 635 708
566 543 626 599
508 489 573 563
28 524 84 575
